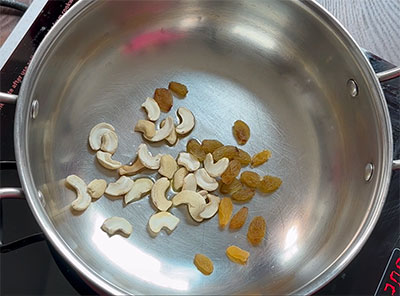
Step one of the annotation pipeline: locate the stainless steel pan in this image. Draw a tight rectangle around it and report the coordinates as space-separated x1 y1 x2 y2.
1 0 399 294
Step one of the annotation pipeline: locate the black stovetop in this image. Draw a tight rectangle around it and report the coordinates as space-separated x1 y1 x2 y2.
1 1 399 295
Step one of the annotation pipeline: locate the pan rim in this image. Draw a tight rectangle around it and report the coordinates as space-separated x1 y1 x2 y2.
14 0 393 295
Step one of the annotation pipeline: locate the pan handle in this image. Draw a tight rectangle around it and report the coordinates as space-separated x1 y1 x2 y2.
0 92 18 103
376 66 400 170
0 188 24 199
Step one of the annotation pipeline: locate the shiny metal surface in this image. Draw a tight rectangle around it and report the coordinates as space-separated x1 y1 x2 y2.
11 0 397 294
0 188 24 199
0 92 18 104
377 66 400 82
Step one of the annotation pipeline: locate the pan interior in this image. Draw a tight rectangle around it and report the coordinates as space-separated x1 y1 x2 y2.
24 0 388 294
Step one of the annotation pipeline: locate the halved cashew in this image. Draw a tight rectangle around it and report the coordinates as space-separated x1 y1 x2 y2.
194 168 219 191
177 152 200 172
119 158 145 176
199 194 221 219
96 151 122 170
204 153 229 177
173 167 188 191
135 120 156 139
100 130 118 154
198 190 208 198
89 122 115 151
148 212 180 234
125 178 154 204
142 97 160 121
145 116 174 142
175 107 195 135
158 154 178 179
105 176 134 196
161 119 178 145
182 173 197 191
87 179 107 199
172 190 206 222
66 175 91 211
101 217 132 237
137 143 162 169
151 177 172 211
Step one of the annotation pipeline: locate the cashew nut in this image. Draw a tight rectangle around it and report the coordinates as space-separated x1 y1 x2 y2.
172 167 188 191
137 143 162 169
124 178 154 204
194 168 218 191
148 212 180 234
145 116 174 142
119 157 145 176
66 175 91 211
199 194 220 219
204 153 229 177
158 154 178 179
172 190 206 222
142 97 160 121
105 176 134 196
87 179 107 199
175 107 195 135
100 130 118 154
135 120 156 139
89 122 115 151
96 151 122 170
198 190 208 197
101 217 132 237
177 152 200 172
182 173 197 191
161 119 178 145
151 177 172 211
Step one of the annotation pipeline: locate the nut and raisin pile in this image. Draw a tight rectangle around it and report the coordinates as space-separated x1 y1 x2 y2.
64 81 282 277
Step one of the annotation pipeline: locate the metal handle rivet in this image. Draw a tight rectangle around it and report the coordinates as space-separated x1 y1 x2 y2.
347 79 358 97
38 190 46 207
31 100 39 119
364 163 374 182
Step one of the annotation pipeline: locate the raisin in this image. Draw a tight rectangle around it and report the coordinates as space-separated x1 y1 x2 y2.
229 207 248 230
168 81 188 97
221 159 241 184
232 120 250 145
240 171 261 188
247 216 266 245
251 150 271 167
219 178 242 195
212 145 239 161
186 139 206 161
226 245 250 264
201 139 223 154
218 197 233 228
193 254 214 275
231 187 256 202
258 175 282 193
154 88 173 112
234 149 251 166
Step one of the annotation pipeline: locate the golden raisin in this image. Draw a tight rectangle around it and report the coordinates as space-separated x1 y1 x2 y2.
154 88 173 112
251 150 271 167
212 145 239 161
221 159 241 184
240 171 261 188
229 207 248 230
231 187 256 202
257 175 282 193
233 120 250 145
218 197 233 228
234 149 251 166
201 139 223 154
226 245 250 264
219 178 242 195
186 139 206 161
168 81 188 97
247 216 266 245
193 254 214 275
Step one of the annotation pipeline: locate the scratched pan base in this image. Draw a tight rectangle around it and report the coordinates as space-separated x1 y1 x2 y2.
20 0 391 294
